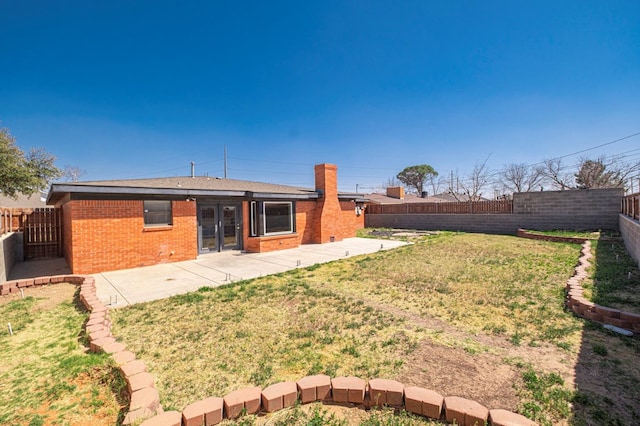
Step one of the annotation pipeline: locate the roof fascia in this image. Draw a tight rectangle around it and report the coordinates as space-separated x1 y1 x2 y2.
249 192 318 200
47 184 319 203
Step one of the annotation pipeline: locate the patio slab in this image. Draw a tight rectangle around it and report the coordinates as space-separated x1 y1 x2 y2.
93 237 406 307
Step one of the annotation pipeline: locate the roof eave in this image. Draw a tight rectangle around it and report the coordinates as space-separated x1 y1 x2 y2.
47 183 319 204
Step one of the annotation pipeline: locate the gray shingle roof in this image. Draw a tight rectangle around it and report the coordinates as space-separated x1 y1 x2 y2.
46 176 366 205
62 176 315 195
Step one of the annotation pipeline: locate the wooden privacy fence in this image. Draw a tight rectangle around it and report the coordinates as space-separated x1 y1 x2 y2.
366 199 513 215
622 193 639 221
1 207 63 259
0 207 28 236
23 208 63 259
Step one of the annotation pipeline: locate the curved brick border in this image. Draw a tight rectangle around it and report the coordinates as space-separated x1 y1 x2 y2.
516 229 590 244
1 275 538 425
140 376 537 426
565 241 640 333
0 275 162 424
517 229 640 333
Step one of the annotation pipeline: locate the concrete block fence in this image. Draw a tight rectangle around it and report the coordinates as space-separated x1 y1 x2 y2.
1 274 539 426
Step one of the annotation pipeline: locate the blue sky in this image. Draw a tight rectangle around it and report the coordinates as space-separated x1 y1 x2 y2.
1 1 639 193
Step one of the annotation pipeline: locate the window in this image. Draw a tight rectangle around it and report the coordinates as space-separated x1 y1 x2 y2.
143 200 172 226
249 201 295 236
250 201 257 236
263 202 293 235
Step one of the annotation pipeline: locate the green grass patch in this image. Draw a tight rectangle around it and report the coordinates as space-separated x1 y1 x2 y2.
522 229 601 240
517 366 573 426
581 237 640 312
0 284 125 425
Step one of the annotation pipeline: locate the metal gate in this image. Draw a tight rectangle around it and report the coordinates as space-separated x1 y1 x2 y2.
23 208 63 259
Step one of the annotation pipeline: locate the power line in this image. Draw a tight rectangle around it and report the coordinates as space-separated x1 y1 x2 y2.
529 131 640 166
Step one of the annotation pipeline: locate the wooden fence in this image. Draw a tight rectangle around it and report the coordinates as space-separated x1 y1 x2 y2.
0 207 28 236
0 207 63 259
366 199 513 215
622 193 639 221
23 208 63 259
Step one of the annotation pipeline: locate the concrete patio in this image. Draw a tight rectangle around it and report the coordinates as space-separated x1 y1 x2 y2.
9 237 406 308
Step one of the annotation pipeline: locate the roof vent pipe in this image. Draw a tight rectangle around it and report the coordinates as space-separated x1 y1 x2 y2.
191 161 195 178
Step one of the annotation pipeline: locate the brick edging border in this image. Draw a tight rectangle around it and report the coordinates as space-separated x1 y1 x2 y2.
515 230 640 333
1 275 538 426
565 241 640 333
516 229 589 244
0 275 162 424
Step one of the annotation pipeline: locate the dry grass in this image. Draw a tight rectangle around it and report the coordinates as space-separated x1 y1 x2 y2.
0 284 126 425
327 233 582 349
110 232 640 425
2 231 637 425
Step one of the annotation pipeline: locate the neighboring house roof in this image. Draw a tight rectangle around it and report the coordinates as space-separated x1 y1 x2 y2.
0 192 48 208
47 176 365 205
365 193 446 204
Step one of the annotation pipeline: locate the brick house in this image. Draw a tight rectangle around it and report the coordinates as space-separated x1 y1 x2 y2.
46 164 365 274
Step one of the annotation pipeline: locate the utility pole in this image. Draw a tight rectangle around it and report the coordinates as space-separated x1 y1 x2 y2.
224 145 228 178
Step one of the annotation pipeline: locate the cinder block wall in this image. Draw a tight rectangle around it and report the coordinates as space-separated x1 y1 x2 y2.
366 188 623 233
0 233 18 282
620 215 640 268
63 200 197 274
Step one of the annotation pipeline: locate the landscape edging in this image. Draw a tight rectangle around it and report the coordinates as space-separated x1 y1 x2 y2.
516 230 640 333
0 274 162 424
516 229 589 244
565 241 640 333
0 274 539 425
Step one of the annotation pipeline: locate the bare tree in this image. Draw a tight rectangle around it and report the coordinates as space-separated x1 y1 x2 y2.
63 165 87 182
425 173 445 196
500 162 545 194
456 157 492 201
382 176 404 189
541 158 575 190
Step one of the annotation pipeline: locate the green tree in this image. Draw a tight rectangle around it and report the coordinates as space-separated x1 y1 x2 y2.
0 127 61 198
575 157 624 189
396 164 438 195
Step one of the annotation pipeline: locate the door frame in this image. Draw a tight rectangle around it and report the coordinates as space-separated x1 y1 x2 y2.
197 201 242 253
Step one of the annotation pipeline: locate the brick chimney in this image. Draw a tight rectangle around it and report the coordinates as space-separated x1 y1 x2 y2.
386 186 404 199
313 163 341 243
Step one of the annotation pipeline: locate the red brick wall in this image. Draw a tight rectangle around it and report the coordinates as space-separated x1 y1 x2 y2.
312 164 363 243
243 200 317 253
297 201 316 244
339 201 365 237
62 199 197 274
245 233 301 252
313 164 342 243
62 202 74 271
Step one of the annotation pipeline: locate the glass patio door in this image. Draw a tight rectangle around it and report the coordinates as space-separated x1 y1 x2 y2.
198 203 241 253
199 205 218 253
222 205 239 250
